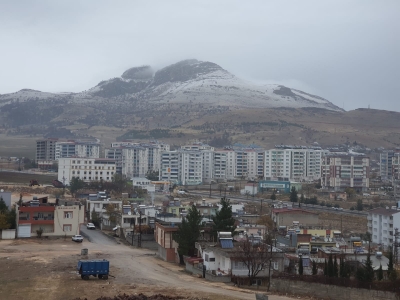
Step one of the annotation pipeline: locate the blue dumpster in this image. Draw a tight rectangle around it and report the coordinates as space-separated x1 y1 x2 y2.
77 259 109 280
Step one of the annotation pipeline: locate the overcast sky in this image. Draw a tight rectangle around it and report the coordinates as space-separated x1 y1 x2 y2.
1 1 399 111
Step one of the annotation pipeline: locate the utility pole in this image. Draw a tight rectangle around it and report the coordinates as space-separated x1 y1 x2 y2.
138 209 142 248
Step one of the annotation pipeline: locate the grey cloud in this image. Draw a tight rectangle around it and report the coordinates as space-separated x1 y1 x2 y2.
0 0 399 111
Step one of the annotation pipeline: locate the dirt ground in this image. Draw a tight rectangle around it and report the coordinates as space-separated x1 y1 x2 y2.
0 238 301 300
318 212 367 235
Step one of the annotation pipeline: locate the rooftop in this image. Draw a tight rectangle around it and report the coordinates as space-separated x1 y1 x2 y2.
368 207 400 216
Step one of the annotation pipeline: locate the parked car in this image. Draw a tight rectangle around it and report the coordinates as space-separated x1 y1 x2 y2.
87 223 96 230
72 235 83 243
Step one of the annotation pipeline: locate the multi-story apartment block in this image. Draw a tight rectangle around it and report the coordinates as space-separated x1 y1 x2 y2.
264 149 292 181
265 147 328 182
36 138 101 170
105 141 169 178
160 151 180 184
321 154 370 191
392 153 400 181
213 150 236 180
58 158 116 185
380 150 396 181
368 208 400 249
55 140 100 160
36 138 58 169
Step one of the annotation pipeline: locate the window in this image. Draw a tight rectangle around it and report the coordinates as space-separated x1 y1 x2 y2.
63 225 72 232
209 257 215 262
64 211 73 219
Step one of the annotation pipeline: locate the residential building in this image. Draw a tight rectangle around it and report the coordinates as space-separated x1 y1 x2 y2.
392 153 400 181
36 138 58 169
132 177 155 193
87 199 122 229
380 150 396 181
321 154 370 191
58 158 116 185
213 150 236 181
105 141 169 177
368 207 400 249
16 199 84 238
265 147 328 182
55 140 100 160
155 221 179 262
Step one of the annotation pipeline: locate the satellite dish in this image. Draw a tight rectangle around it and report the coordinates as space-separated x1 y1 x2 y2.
128 211 131 215
0 189 3 192
324 237 328 242
336 243 339 248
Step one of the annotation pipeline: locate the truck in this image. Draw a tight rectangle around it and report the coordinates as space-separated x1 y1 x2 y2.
77 259 109 280
52 179 64 188
29 179 40 187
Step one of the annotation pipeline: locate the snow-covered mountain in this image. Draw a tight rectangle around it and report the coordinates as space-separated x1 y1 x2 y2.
0 59 346 135
78 59 341 111
0 59 341 111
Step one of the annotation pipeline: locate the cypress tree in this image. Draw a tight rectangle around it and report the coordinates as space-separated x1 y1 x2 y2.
298 256 303 275
324 259 328 276
312 261 317 275
328 254 334 277
377 264 383 281
364 253 374 282
333 255 339 277
290 186 298 203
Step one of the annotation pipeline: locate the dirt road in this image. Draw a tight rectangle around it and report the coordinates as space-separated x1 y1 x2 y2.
0 231 299 300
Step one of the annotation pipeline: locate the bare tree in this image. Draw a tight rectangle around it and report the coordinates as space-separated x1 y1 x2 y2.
236 238 271 283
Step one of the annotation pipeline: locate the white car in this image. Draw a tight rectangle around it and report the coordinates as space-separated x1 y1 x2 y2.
87 223 96 230
72 235 83 243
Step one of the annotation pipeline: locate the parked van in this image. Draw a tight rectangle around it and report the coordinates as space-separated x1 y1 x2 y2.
363 193 370 197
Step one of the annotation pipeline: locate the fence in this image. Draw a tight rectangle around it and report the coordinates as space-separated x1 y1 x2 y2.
273 274 400 294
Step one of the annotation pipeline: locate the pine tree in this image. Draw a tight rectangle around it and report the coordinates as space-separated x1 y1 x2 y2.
312 261 317 275
298 256 303 275
290 186 298 203
212 197 236 238
0 197 7 213
377 264 383 281
333 255 339 277
271 192 276 200
300 193 305 203
328 254 334 277
173 205 202 262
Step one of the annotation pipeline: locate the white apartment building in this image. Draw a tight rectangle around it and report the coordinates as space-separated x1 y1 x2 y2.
213 150 236 181
321 154 370 191
235 149 264 180
160 151 180 184
264 148 328 182
55 141 100 160
105 141 169 177
202 150 214 183
58 158 116 185
391 153 400 181
368 208 400 249
264 149 292 180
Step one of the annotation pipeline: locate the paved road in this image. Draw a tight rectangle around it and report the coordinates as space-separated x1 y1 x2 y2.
80 225 118 246
80 225 294 300
190 191 368 216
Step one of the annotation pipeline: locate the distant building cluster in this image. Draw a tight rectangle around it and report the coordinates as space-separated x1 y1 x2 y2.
34 138 393 192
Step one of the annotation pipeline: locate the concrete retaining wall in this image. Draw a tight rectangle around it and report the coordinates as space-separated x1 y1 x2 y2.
271 278 399 300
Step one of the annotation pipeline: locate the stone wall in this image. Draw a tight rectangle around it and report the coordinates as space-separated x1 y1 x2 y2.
271 278 399 300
